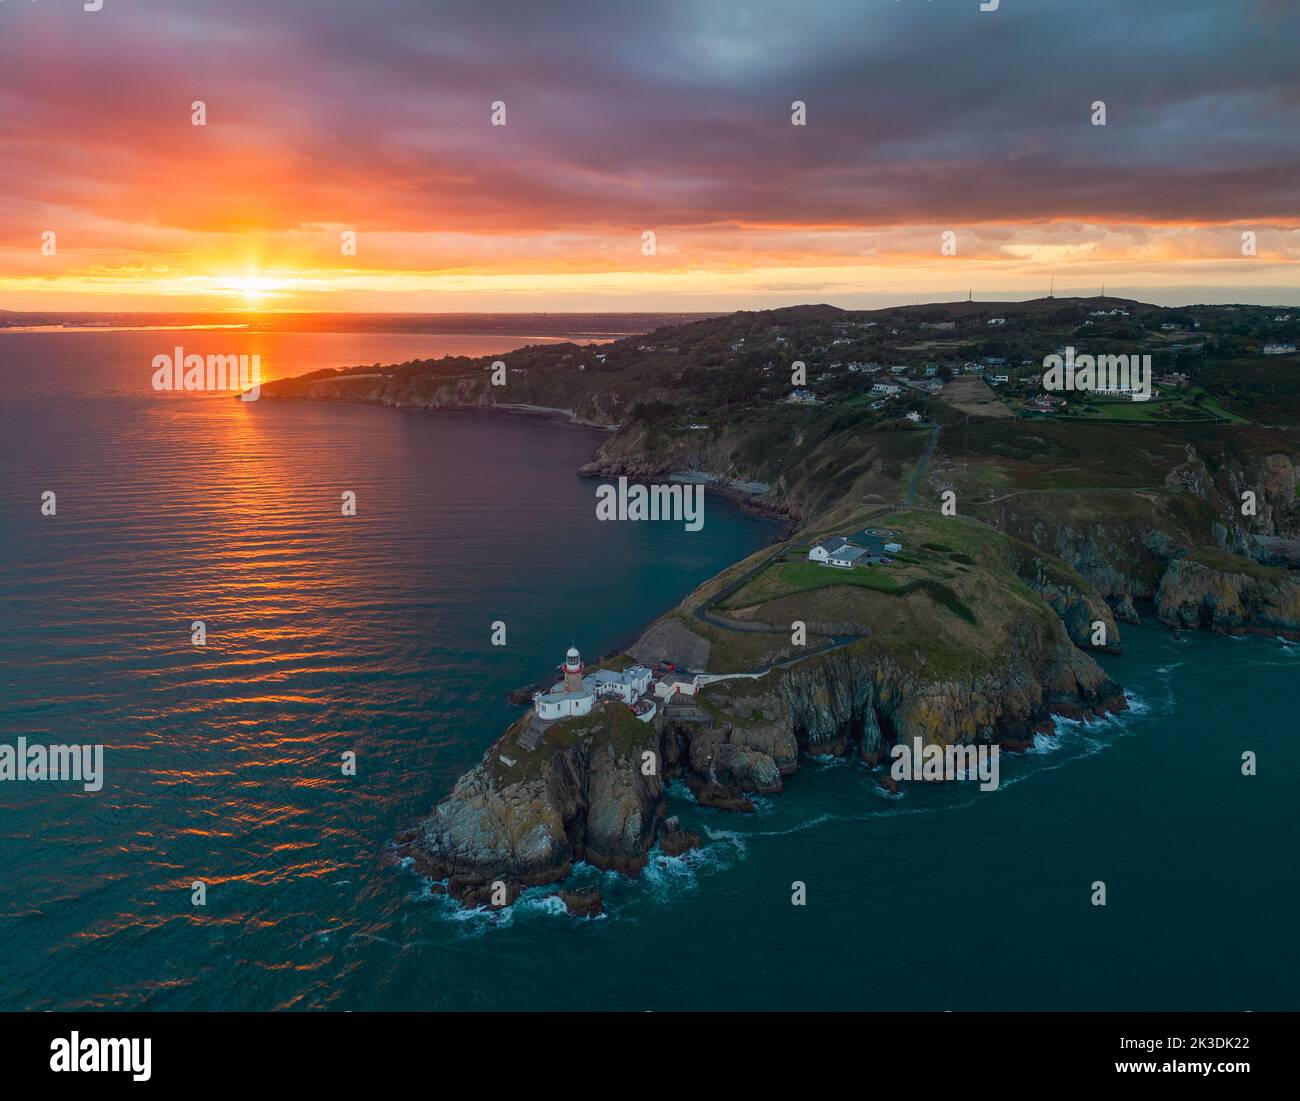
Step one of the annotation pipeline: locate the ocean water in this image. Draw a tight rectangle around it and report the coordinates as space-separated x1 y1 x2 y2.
1 329 1296 1011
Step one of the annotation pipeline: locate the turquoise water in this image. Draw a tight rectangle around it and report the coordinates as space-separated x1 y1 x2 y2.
1 330 1296 1011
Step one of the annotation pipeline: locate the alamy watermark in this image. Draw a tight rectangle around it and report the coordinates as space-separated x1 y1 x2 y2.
151 346 261 401
890 738 1000 791
595 476 704 531
50 1032 150 1082
1 737 104 792
1042 346 1152 401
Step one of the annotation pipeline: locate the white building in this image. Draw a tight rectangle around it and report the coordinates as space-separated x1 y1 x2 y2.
533 647 595 721
809 536 868 569
588 665 653 704
872 382 901 396
533 647 661 724
1263 343 1297 355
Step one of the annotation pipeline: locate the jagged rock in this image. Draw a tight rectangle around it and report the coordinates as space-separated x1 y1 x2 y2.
457 878 520 909
659 828 702 856
412 706 662 901
715 745 783 793
688 727 786 792
507 682 543 706
557 886 603 918
685 774 755 812
1110 593 1140 624
583 741 663 875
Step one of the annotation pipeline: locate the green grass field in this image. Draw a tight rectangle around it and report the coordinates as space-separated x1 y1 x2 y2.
1063 387 1246 424
715 511 1001 615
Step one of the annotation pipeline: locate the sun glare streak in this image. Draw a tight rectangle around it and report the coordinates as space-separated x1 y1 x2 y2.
215 274 281 305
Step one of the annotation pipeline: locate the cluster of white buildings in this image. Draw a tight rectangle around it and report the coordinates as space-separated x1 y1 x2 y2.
532 647 660 723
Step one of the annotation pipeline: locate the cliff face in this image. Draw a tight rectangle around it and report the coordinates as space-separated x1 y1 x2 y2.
1155 557 1300 637
1165 445 1298 559
1004 545 1123 652
980 444 1299 632
408 710 663 906
736 620 1122 764
409 619 1124 905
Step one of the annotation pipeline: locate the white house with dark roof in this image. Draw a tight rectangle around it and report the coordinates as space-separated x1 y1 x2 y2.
808 536 867 569
809 528 904 569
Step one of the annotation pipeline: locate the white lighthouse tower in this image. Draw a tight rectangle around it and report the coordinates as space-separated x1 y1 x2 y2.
562 646 584 693
532 645 595 721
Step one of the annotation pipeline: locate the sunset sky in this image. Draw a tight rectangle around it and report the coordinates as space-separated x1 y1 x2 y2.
1 0 1297 312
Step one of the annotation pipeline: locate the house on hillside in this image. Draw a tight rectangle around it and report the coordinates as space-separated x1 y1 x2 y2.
808 530 903 569
808 537 868 569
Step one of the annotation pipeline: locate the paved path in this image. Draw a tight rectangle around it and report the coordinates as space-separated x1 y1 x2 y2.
904 424 941 507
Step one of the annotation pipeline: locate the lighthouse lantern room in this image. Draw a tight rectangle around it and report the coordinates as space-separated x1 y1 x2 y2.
562 646 584 693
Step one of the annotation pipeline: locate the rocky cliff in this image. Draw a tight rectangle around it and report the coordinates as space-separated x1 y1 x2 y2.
407 614 1124 906
1155 556 1300 637
977 442 1299 634
405 706 663 906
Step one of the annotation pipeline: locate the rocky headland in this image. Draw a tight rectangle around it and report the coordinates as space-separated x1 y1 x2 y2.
257 302 1299 909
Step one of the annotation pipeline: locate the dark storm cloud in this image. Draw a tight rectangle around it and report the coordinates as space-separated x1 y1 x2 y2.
0 0 1296 238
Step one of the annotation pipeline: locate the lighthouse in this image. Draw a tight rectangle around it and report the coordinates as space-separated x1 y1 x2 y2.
562 646 584 693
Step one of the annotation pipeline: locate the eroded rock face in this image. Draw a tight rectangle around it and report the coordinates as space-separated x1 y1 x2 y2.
583 742 663 873
687 728 786 793
984 444 1300 631
659 828 702 856
1006 549 1123 653
1156 557 1300 636
557 886 603 918
758 621 1125 762
411 713 662 902
413 742 584 903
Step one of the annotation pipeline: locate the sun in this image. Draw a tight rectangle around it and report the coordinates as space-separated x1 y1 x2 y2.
214 273 281 305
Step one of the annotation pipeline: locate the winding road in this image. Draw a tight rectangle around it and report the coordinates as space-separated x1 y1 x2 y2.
688 423 943 675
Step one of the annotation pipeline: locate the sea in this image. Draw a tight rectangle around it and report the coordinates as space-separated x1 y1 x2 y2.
0 324 1296 1011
